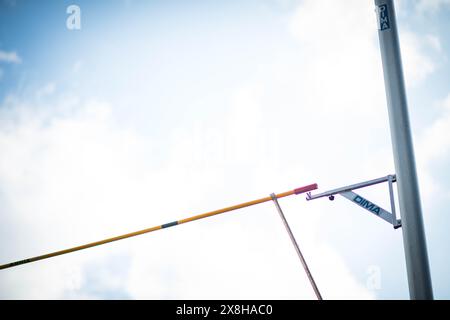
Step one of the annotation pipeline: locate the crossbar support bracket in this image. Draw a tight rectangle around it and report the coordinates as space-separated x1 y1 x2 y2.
306 174 401 229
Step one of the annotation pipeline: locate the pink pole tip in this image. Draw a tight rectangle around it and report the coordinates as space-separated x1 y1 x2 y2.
293 183 318 195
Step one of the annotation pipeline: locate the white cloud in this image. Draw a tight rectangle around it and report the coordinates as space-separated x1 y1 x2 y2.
425 34 442 53
290 0 375 50
416 93 450 201
290 0 441 88
0 50 21 64
399 31 440 87
0 96 156 298
415 0 450 14
419 94 450 164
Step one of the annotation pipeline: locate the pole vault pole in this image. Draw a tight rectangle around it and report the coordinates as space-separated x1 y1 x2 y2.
0 183 317 271
374 0 433 299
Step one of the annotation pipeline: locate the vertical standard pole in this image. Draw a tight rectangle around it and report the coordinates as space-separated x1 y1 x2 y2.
374 0 433 299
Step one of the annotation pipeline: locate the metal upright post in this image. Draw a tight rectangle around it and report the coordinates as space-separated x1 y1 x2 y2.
374 0 433 299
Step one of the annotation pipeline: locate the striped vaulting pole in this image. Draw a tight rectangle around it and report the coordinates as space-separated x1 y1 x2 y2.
0 183 317 270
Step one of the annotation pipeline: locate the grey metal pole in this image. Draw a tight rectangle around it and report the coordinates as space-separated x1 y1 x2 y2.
270 194 323 300
374 0 433 299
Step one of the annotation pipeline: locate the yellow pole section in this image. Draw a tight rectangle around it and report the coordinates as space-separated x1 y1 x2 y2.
0 183 317 270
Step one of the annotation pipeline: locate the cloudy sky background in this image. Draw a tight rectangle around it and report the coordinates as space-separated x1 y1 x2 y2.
0 0 449 299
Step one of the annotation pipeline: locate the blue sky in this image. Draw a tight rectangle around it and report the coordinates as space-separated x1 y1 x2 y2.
0 0 449 299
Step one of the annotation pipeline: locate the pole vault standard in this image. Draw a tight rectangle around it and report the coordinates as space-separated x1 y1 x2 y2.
374 0 433 299
0 184 317 271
